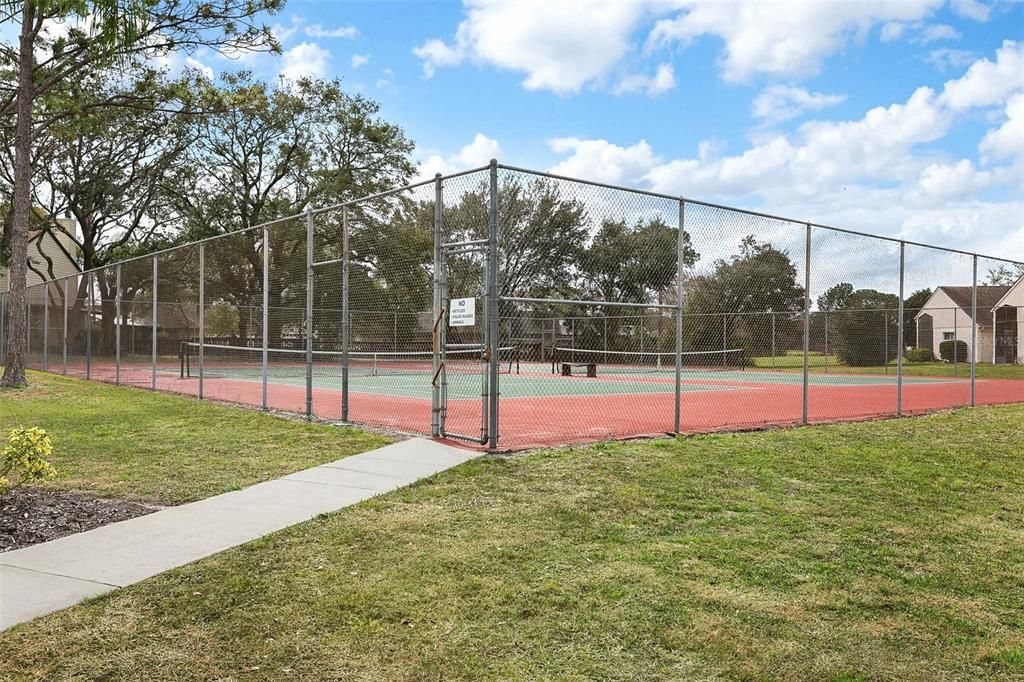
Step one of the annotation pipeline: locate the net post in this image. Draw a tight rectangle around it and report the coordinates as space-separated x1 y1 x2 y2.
262 225 270 411
823 311 829 374
198 242 205 400
674 198 685 434
115 265 121 385
971 254 977 406
431 175 442 437
883 309 889 374
151 256 157 390
305 209 314 420
897 241 905 415
85 272 92 380
802 223 811 424
486 159 500 450
62 278 68 375
342 207 351 422
42 283 48 372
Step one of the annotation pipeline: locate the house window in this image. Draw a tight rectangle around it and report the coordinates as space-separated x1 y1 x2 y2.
942 332 955 341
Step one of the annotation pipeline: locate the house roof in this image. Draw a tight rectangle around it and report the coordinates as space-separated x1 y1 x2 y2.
914 285 1011 326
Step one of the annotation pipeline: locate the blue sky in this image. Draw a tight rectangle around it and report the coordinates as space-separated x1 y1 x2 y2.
31 1 1024 260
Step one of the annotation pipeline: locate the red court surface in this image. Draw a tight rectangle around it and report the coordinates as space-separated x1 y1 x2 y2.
41 358 1024 450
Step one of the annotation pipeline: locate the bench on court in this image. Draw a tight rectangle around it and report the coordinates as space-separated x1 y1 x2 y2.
561 362 597 378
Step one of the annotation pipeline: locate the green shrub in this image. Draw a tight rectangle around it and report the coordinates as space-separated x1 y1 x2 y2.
939 339 969 363
904 348 934 363
0 427 56 496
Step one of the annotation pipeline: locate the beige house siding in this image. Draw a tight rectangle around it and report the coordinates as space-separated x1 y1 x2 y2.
914 289 991 363
0 218 80 303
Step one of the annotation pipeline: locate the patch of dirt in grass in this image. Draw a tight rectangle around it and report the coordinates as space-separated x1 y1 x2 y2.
0 486 160 552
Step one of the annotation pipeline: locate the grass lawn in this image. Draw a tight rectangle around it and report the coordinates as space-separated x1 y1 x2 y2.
0 371 391 504
753 351 1023 380
2 404 1022 680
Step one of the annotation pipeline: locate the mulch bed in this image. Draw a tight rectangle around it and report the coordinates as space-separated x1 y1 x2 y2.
0 487 160 552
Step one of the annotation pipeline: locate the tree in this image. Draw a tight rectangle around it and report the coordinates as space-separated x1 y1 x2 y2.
0 0 281 386
828 289 900 367
684 236 804 355
817 283 853 312
986 263 1024 286
168 75 417 345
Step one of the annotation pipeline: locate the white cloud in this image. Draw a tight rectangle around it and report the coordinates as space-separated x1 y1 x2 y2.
940 40 1024 111
950 0 993 21
544 45 1024 258
184 56 214 80
413 0 652 93
413 39 465 78
271 20 300 44
753 85 847 126
351 53 370 68
614 63 675 96
648 1 943 82
925 48 977 71
979 93 1024 164
416 133 502 180
305 24 359 39
547 138 660 185
279 42 330 81
880 22 908 42
915 23 961 44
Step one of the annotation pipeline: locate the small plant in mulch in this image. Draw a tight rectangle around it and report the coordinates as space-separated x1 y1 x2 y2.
0 427 56 497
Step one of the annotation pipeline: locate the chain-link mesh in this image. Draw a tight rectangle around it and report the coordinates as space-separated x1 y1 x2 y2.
807 227 902 421
901 244 975 413
3 164 1021 449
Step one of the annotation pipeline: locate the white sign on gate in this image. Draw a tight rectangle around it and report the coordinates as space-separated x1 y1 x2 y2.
449 297 476 327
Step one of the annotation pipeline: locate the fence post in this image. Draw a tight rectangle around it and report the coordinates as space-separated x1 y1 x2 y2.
151 256 157 390
115 265 121 385
342 207 351 423
262 225 269 411
62 278 68 375
26 290 30 358
305 210 314 419
199 243 205 400
674 199 685 434
802 223 811 424
431 176 442 437
85 273 92 380
486 159 500 450
971 255 977 406
42 285 48 371
897 242 905 415
771 312 776 371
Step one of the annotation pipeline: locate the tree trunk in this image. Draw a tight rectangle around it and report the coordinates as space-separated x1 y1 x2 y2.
1 4 36 387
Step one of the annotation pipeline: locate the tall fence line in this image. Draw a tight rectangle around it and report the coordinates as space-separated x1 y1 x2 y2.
2 161 1022 449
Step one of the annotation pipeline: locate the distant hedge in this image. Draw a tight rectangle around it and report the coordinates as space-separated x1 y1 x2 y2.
904 347 934 363
939 339 969 363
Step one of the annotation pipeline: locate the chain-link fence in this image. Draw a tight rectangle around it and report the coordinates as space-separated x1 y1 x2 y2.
3 161 1022 449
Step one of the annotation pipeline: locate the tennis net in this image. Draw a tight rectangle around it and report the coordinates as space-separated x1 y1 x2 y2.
181 343 520 380
551 347 745 375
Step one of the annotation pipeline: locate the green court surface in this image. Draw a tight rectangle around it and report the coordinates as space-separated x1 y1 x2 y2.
196 361 966 401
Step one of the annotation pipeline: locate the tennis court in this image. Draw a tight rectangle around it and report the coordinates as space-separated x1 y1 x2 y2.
8 162 1023 449
120 341 1018 449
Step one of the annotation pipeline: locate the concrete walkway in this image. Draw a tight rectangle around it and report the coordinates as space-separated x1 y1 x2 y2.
0 438 478 631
